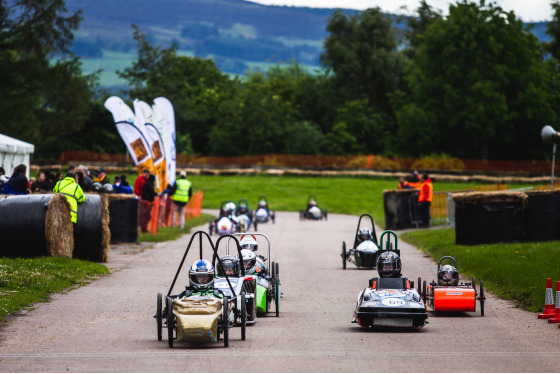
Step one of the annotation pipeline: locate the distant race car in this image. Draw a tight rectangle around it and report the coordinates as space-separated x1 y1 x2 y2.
234 198 253 233
209 200 238 235
352 231 427 330
299 194 327 221
341 214 380 269
254 195 276 227
423 256 486 316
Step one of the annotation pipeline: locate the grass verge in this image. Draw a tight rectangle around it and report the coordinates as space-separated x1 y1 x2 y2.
401 228 560 312
0 257 110 322
138 213 214 242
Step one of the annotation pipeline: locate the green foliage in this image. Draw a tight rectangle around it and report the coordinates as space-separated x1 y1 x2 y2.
402 228 560 312
0 257 109 321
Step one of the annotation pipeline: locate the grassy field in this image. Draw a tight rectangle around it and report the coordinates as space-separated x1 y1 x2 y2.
402 228 560 312
0 257 110 321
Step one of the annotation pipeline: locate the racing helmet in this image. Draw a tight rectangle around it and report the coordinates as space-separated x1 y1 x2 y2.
102 183 114 193
258 200 267 208
189 259 215 290
357 228 372 242
239 235 258 253
217 255 240 276
237 202 248 214
376 251 401 278
239 249 257 274
309 200 317 207
438 264 459 286
224 202 236 215
92 182 102 192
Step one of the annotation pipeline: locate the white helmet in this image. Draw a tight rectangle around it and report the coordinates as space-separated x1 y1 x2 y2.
357 228 372 242
239 235 258 253
189 259 214 290
258 200 267 208
239 249 257 274
224 202 236 215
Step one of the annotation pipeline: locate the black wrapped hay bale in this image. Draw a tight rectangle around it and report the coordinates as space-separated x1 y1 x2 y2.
0 194 51 257
524 190 560 242
73 194 111 262
108 194 139 244
454 191 527 245
383 189 419 230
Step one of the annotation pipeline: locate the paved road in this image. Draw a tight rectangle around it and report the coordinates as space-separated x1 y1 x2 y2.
0 212 558 372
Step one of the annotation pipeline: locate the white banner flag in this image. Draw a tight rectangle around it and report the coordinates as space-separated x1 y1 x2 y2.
104 96 154 175
153 97 176 186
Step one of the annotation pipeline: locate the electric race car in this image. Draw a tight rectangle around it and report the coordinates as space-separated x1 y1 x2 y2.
423 256 486 316
352 231 427 330
234 198 253 233
209 200 238 235
154 231 251 347
341 214 380 269
254 195 276 227
300 194 327 220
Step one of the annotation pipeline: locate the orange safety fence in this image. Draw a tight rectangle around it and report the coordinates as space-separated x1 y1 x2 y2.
185 191 204 220
156 191 205 230
139 196 159 236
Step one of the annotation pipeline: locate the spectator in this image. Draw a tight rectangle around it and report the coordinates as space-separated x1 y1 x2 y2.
139 174 156 233
398 177 410 189
170 171 193 229
31 171 45 192
75 171 84 189
94 167 110 185
76 165 93 192
418 173 433 228
53 172 85 224
1 164 29 195
115 174 133 194
28 177 36 191
408 170 421 189
134 168 150 197
44 171 56 192
56 172 64 182
0 167 6 190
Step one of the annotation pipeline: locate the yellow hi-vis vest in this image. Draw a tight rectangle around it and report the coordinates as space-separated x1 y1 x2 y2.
53 177 85 223
171 178 191 204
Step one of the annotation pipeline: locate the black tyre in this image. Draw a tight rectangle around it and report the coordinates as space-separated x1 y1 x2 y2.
271 261 276 280
324 210 328 220
479 280 485 317
167 297 174 348
275 262 279 278
472 277 476 292
223 300 229 347
254 220 258 231
342 241 347 269
422 280 427 305
417 277 422 294
275 276 280 317
240 292 246 340
272 212 275 224
156 293 162 341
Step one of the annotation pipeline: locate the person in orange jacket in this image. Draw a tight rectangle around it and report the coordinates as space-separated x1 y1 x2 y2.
418 173 433 227
398 177 410 189
408 170 421 189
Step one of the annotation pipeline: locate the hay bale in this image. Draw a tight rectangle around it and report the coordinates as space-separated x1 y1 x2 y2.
100 194 111 262
383 189 420 230
524 189 560 242
108 194 138 244
45 194 74 258
454 191 527 245
0 194 52 258
73 194 106 262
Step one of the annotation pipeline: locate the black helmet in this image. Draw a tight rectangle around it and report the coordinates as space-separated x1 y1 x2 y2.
438 264 459 286
92 182 102 192
357 228 372 242
376 251 401 278
217 255 240 276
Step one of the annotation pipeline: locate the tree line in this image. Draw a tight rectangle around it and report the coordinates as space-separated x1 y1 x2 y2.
2 0 560 161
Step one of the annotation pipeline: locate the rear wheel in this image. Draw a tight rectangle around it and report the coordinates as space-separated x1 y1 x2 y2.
223 301 229 347
275 276 280 317
324 210 328 220
422 280 427 305
271 212 275 224
240 292 246 340
254 220 258 231
167 297 174 348
479 280 485 317
156 293 162 341
271 261 276 280
342 242 347 269
417 277 421 294
275 262 279 278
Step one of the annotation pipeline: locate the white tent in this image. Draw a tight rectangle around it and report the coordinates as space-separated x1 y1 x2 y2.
0 134 35 178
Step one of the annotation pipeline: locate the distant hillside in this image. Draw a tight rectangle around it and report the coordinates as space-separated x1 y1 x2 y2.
65 0 551 88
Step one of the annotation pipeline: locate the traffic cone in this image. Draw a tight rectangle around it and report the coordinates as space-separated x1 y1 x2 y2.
537 278 556 319
548 281 560 323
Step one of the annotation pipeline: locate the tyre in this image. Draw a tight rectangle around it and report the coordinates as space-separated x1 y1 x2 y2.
479 280 485 317
342 242 347 269
272 212 275 224
167 297 174 348
271 261 276 280
209 220 213 235
417 277 421 294
422 280 427 305
254 220 258 231
240 292 246 340
275 276 280 317
223 300 229 347
156 293 162 341
275 262 279 278
324 210 328 220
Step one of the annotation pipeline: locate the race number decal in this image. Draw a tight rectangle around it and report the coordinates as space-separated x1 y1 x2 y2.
214 282 229 289
381 298 406 307
446 292 463 295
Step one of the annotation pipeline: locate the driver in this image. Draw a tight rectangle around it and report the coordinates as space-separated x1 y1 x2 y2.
438 264 459 286
180 259 221 298
240 236 268 275
357 228 373 243
216 255 240 276
376 251 402 278
238 249 260 275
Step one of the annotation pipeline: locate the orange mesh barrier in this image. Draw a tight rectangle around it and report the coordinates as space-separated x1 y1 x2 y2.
186 191 204 220
139 198 159 235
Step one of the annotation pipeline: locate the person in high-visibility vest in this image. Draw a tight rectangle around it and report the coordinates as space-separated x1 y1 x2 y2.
417 173 433 228
408 170 421 189
53 172 85 224
170 170 193 229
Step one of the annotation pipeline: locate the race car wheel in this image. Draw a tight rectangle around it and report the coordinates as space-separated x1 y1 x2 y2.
254 220 258 231
209 220 214 236
272 212 275 224
324 210 328 221
299 210 304 220
417 277 422 294
341 242 347 269
156 293 162 341
275 262 279 278
271 261 276 280
275 276 280 317
479 280 485 317
167 297 174 348
223 300 229 347
422 280 427 305
472 277 476 292
240 292 247 340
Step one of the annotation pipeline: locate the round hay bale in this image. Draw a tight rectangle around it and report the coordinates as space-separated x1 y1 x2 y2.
383 189 420 230
45 194 74 258
0 194 52 258
453 191 527 245
73 194 110 262
524 189 560 242
108 194 139 244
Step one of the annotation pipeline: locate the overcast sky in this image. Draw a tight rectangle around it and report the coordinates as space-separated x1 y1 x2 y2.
246 0 553 22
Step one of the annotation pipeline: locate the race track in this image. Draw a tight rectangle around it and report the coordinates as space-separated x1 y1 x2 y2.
0 212 557 372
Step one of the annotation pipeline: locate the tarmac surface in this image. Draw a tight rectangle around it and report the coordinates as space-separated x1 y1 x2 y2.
0 211 558 372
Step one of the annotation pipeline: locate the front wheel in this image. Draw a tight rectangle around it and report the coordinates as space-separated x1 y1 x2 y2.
240 292 246 340
223 301 229 347
275 276 280 317
417 277 422 294
271 261 276 280
422 280 427 305
341 242 347 269
156 293 162 341
167 297 174 348
479 280 485 317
